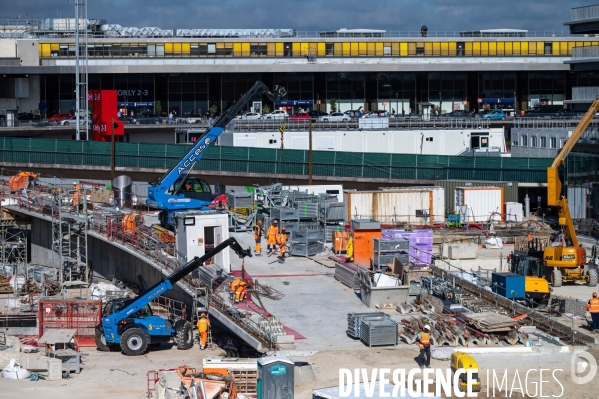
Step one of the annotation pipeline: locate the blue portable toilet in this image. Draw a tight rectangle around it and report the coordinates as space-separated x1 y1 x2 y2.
257 355 294 399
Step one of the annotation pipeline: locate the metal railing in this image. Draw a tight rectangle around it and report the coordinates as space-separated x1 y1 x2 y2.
571 45 599 61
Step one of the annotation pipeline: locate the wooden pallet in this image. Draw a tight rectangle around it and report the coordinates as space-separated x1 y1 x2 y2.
310 256 336 268
231 369 257 395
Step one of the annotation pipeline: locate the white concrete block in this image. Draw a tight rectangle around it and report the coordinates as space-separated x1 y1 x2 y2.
275 335 295 344
448 244 478 259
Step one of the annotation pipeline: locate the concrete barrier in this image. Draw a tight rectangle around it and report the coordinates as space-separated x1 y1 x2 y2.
19 354 62 381
448 244 478 260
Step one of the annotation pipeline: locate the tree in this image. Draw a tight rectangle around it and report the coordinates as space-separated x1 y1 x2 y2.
155 100 162 115
262 104 271 114
329 98 337 112
209 103 218 115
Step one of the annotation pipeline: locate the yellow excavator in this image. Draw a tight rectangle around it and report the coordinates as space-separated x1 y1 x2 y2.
543 99 599 287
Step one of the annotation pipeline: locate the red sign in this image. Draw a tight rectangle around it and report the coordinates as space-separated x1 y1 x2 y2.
382 102 388 106
462 100 468 105
44 306 52 314
88 90 124 141
477 98 482 103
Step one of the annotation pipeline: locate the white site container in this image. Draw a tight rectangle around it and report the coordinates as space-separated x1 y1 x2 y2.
455 187 504 223
343 187 445 224
173 211 230 271
567 186 588 220
505 202 523 222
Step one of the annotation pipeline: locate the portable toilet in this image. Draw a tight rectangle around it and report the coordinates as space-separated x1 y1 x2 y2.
257 355 294 399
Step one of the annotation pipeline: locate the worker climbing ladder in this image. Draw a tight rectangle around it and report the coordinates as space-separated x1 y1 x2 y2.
192 287 216 349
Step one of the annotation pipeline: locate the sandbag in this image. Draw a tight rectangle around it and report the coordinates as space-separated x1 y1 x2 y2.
2 359 30 380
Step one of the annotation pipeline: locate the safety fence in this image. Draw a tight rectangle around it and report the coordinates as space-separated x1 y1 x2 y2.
0 138 552 183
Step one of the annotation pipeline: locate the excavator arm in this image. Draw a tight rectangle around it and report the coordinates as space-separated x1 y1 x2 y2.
146 82 286 210
547 98 599 247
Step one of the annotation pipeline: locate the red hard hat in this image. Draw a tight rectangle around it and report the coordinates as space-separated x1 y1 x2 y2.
593 292 597 297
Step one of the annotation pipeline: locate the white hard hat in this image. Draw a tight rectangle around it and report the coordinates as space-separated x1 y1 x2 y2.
424 324 431 330
73 181 78 185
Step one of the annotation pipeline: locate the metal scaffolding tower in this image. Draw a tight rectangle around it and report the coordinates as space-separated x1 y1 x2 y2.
75 0 89 141
51 189 89 283
0 221 27 272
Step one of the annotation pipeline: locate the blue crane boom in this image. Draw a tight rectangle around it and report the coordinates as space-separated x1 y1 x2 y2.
146 81 286 211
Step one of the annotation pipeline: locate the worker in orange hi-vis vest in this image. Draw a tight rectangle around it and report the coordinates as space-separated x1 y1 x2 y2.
587 292 599 333
254 220 263 256
266 219 279 255
235 279 247 303
196 312 210 350
416 324 432 368
72 182 81 207
277 227 287 264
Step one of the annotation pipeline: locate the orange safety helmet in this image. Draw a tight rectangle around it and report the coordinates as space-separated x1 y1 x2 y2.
273 219 278 224
281 226 286 231
593 292 598 297
257 220 262 225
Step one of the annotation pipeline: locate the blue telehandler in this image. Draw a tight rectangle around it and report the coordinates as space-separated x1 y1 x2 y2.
94 237 251 355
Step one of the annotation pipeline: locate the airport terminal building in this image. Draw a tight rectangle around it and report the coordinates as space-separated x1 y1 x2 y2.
0 17 598 119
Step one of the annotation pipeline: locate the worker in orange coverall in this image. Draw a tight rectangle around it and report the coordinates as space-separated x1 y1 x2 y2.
266 219 279 255
196 312 210 350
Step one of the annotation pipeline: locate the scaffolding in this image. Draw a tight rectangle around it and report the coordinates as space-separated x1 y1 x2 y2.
50 189 89 284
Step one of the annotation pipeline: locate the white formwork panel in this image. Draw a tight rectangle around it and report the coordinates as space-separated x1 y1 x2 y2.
343 187 445 224
567 186 588 220
455 187 504 223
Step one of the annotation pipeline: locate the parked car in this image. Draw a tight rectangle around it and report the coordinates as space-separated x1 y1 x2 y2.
17 113 41 123
118 115 135 125
132 113 163 125
343 109 363 118
482 110 506 120
320 112 350 122
234 112 262 120
176 114 204 124
550 109 580 119
288 112 311 122
58 115 91 126
261 110 289 120
442 110 473 118
308 110 329 121
362 110 390 118
48 112 73 123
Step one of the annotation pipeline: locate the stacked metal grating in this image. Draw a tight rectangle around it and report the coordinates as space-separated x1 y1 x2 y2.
270 206 299 221
226 191 254 209
289 228 325 257
192 264 226 290
335 262 360 288
346 311 389 339
360 319 399 347
296 201 319 219
372 237 410 269
322 223 344 243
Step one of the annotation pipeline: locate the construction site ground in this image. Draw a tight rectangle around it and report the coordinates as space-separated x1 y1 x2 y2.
2 231 599 398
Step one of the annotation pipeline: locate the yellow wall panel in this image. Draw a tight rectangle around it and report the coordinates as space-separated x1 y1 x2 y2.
365 42 374 55
233 43 242 56
216 43 225 48
568 42 576 55
40 44 50 57
358 42 367 55
350 42 358 56
50 43 59 50
481 42 488 56
275 42 284 56
552 42 560 55
513 42 521 55
267 43 275 56
341 42 350 56
317 43 326 56
497 42 504 55
375 42 383 56
561 42 569 55
424 42 432 55
472 42 480 56
440 42 449 56
173 43 181 54
292 42 300 55
528 42 536 55
301 42 310 55
408 42 416 56
165 43 173 53
505 42 512 55
465 42 472 55
181 43 190 54
432 42 440 55
448 42 456 56
488 42 496 56
520 42 528 55
536 42 544 55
